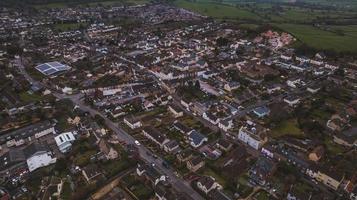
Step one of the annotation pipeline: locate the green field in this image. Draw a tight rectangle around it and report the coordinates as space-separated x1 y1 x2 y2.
174 0 357 53
272 119 304 138
174 0 260 21
274 24 357 53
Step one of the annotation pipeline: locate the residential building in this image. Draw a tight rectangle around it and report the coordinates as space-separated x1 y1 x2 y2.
82 164 103 184
187 130 208 148
218 118 233 132
249 157 277 186
316 168 344 190
284 96 300 107
163 140 180 154
168 104 184 118
252 106 270 118
238 121 267 150
123 116 142 129
196 176 222 194
2 120 55 147
186 156 205 172
98 139 119 160
136 164 166 186
142 127 170 148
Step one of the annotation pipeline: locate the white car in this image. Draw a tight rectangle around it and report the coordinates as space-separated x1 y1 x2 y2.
134 140 141 146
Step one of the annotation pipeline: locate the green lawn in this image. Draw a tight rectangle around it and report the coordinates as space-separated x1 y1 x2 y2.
254 190 271 200
174 0 260 21
324 137 345 155
274 23 357 53
19 92 43 103
271 119 304 138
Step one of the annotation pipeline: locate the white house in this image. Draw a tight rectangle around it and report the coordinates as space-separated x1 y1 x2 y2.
218 118 233 132
196 176 222 194
25 143 57 172
168 104 183 118
124 116 142 129
238 123 267 150
284 96 301 107
54 132 76 153
224 82 240 92
203 112 219 125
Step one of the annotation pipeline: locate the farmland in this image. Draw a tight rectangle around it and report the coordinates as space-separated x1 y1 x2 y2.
173 0 357 53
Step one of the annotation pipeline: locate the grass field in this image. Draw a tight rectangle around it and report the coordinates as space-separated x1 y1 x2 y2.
272 119 304 138
174 0 357 53
274 24 357 53
174 0 260 21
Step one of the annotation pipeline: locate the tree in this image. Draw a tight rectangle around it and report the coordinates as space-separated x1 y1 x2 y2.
94 114 105 126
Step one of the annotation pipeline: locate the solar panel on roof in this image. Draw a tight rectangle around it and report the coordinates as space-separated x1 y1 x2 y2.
49 62 63 67
44 68 57 75
36 64 51 71
36 61 71 76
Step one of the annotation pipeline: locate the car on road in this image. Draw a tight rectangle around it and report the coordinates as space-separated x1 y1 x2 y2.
134 140 140 146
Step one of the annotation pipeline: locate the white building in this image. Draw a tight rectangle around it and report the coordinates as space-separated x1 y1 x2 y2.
238 122 267 150
25 143 56 172
54 132 76 153
124 116 142 129
168 104 183 118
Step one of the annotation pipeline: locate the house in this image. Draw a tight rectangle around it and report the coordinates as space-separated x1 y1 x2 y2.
142 127 170 148
54 131 76 153
249 157 277 186
284 96 300 107
82 164 103 184
267 84 281 94
186 156 205 172
326 114 349 132
98 139 119 160
308 146 324 162
25 143 57 172
163 140 180 154
180 99 191 110
238 121 267 150
203 112 220 125
177 149 194 163
252 106 270 118
196 176 222 194
333 127 357 147
215 139 233 152
168 104 184 118
136 164 166 186
307 85 321 94
172 121 192 135
224 82 240 92
187 130 208 148
123 116 142 129
316 168 344 190
218 118 233 132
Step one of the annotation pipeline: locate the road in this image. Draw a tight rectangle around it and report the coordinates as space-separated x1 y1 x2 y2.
55 93 205 200
16 57 205 200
